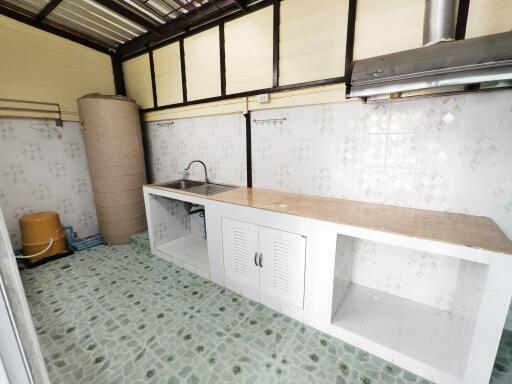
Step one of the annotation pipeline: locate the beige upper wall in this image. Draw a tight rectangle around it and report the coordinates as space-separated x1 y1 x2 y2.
225 7 274 94
280 0 348 85
353 0 512 60
0 15 114 121
154 42 183 106
466 0 512 38
139 0 510 118
354 0 425 60
123 54 154 109
184 28 221 101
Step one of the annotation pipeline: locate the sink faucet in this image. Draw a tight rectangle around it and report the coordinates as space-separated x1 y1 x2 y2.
182 160 209 183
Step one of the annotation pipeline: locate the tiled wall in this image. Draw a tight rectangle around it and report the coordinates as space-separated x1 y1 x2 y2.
144 114 247 185
250 89 512 322
0 118 98 250
144 90 512 325
251 91 512 240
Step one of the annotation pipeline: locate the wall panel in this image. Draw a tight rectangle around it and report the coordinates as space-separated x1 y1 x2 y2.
0 15 114 121
153 42 183 106
354 0 424 60
145 114 246 185
0 118 98 249
184 28 221 101
279 0 348 85
466 0 512 38
225 7 273 94
123 54 153 109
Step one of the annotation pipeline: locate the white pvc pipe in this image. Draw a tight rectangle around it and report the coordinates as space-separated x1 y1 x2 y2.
15 239 54 259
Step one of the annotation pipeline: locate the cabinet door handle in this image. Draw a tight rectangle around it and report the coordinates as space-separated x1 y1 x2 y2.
254 252 258 266
258 253 263 268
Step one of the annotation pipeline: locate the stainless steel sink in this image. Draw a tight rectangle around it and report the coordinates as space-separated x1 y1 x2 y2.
185 183 237 196
159 179 205 190
159 179 237 196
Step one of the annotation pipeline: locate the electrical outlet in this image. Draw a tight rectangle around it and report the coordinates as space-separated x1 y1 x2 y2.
256 93 270 103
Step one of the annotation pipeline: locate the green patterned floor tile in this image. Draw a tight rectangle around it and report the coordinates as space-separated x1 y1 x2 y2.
349 349 434 384
490 330 512 384
21 242 449 383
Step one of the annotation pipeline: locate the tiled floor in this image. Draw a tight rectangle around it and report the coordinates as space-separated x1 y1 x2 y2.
20 234 447 383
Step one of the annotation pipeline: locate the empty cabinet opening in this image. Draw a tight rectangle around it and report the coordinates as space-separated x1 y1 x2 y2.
149 194 208 277
330 234 489 380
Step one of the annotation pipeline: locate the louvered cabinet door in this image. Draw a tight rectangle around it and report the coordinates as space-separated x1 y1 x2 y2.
258 226 306 308
221 218 260 289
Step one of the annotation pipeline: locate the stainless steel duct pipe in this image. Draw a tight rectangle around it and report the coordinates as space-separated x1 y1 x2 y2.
423 0 456 46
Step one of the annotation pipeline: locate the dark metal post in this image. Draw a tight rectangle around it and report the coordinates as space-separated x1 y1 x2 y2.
455 0 470 40
149 50 158 107
344 0 357 93
219 23 227 96
272 0 280 88
111 53 126 96
245 112 252 188
179 39 188 102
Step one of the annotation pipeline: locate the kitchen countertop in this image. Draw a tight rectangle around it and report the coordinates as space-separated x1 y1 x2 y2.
146 184 512 255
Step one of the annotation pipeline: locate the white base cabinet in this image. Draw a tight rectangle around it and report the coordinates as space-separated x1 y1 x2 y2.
221 217 306 309
144 185 512 384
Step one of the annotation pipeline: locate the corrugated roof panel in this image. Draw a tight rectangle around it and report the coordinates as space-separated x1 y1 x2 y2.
122 0 167 24
3 0 50 14
47 11 122 46
1 0 231 51
160 0 206 19
75 0 148 34
60 1 134 41
145 0 174 17
55 5 130 43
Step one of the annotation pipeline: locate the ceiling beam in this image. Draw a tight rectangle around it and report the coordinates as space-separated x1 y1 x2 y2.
92 0 161 35
119 0 272 59
0 3 111 53
36 0 64 22
233 0 248 11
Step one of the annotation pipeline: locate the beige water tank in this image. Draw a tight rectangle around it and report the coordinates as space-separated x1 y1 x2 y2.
77 93 147 244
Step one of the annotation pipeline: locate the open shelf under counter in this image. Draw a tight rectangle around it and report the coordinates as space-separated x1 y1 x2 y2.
331 283 471 383
155 233 209 278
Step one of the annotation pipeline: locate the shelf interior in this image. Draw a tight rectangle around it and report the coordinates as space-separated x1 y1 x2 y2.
332 283 470 379
156 233 209 274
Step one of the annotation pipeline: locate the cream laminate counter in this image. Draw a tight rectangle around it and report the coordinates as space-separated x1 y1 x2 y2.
148 184 512 256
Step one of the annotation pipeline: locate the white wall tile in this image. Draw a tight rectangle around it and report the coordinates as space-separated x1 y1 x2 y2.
250 89 512 319
0 118 98 250
140 90 512 326
144 113 246 186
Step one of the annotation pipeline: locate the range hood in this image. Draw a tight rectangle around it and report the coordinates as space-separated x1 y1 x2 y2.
347 0 512 99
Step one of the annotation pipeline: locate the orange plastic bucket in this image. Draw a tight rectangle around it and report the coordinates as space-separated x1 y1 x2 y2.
19 212 66 262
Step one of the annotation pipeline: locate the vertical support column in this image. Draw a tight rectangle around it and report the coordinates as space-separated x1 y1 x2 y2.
111 53 126 96
179 38 188 103
455 0 470 40
245 112 252 188
219 23 227 96
149 50 158 108
344 0 357 94
272 0 280 88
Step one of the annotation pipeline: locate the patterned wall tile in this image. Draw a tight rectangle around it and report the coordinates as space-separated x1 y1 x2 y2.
0 118 98 250
250 89 512 314
423 95 465 132
389 99 426 133
348 239 460 311
385 133 419 168
144 114 246 186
